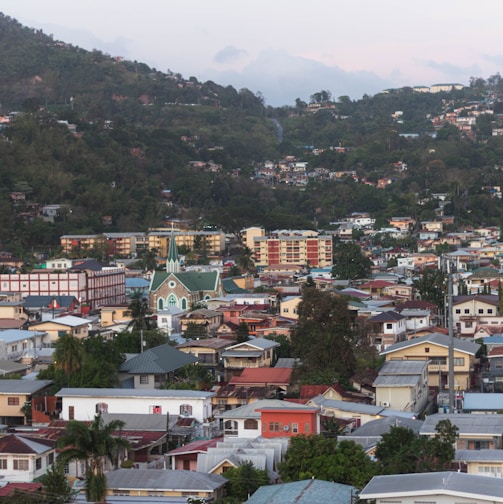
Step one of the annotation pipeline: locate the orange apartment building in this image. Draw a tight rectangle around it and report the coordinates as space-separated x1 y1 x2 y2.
251 231 333 268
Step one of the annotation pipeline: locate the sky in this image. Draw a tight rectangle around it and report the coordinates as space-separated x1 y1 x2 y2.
2 0 503 107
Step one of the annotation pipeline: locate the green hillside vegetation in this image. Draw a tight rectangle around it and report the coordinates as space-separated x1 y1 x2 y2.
2 13 503 257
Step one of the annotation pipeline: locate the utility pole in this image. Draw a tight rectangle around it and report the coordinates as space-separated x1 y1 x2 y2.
446 260 455 413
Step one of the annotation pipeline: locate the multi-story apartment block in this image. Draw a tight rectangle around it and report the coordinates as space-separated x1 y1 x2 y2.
0 267 125 311
60 232 147 257
147 230 226 256
251 230 333 268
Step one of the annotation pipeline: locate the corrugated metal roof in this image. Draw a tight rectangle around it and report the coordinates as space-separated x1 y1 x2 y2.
463 392 503 411
360 471 503 500
420 413 503 435
456 449 503 462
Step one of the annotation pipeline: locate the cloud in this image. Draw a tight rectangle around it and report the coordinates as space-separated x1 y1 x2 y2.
422 60 482 81
213 46 248 65
203 49 392 107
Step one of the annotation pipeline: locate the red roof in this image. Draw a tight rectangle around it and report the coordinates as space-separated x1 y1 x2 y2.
230 367 292 386
359 280 396 289
0 483 42 497
166 437 223 455
299 385 331 399
488 346 503 358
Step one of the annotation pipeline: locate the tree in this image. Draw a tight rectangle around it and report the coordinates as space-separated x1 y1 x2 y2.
278 434 377 487
53 333 84 386
332 242 372 280
413 268 446 308
126 292 155 332
375 420 458 475
39 459 74 503
223 461 269 502
291 287 356 381
236 322 250 343
237 246 255 274
57 413 130 504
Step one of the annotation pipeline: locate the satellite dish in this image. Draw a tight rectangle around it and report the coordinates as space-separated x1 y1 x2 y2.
283 425 290 432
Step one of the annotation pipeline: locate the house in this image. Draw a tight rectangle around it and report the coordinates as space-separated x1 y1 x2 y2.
216 398 320 439
23 295 79 320
55 388 214 424
100 304 132 327
359 471 503 504
380 333 480 392
119 343 198 389
28 315 91 342
0 434 56 483
246 479 356 504
455 449 503 478
420 413 503 450
229 367 292 392
179 308 223 337
155 306 184 335
306 396 414 429
344 415 424 453
482 348 503 391
166 437 224 471
368 311 407 350
176 338 232 377
0 329 49 361
279 296 301 320
373 360 429 413
103 469 227 502
453 295 499 335
221 338 280 380
0 380 53 425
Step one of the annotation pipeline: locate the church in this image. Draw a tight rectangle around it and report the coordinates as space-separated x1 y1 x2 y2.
148 230 223 311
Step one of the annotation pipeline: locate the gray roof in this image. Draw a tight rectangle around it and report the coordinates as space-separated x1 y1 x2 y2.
0 329 46 343
380 332 480 356
101 413 170 431
420 413 503 436
0 360 30 374
378 359 429 375
359 471 503 501
246 479 356 504
106 469 226 492
310 396 386 415
56 388 214 399
0 379 53 394
216 399 316 419
226 338 280 351
373 375 422 387
456 449 503 462
120 343 197 375
348 416 424 437
463 392 503 411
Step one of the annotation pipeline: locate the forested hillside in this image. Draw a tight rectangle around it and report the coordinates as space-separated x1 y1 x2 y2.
1 12 503 257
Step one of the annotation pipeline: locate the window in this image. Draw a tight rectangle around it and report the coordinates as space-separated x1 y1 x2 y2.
244 419 258 430
46 453 54 466
496 361 503 369
224 420 238 436
269 422 281 432
180 404 192 416
64 464 69 475
13 459 29 471
454 357 465 366
424 347 430 353
292 422 299 433
465 322 473 328
139 375 149 385
478 309 484 314
262 422 267 432
69 406 74 420
475 441 490 450
95 402 108 414
0 459 7 469
386 323 392 329
464 309 470 314
8 397 19 406
478 466 502 477
455 309 461 314
36 458 42 470
488 309 494 314
150 405 162 414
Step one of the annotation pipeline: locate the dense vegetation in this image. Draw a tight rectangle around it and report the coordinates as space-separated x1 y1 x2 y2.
2 12 503 257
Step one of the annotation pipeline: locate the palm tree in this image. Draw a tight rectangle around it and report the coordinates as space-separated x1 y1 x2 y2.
57 413 130 503
53 333 84 386
126 291 155 332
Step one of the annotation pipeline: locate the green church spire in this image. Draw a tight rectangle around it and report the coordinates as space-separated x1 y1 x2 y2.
166 228 180 273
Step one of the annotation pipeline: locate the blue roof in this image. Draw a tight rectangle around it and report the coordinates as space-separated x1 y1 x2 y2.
0 329 45 343
246 479 356 504
463 392 503 411
125 278 150 288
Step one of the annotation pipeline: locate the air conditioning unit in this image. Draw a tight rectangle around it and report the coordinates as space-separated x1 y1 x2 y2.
382 401 390 408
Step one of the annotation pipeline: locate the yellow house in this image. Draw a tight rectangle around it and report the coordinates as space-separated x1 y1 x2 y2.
456 449 503 477
28 315 91 343
380 333 480 391
279 296 301 320
100 304 132 328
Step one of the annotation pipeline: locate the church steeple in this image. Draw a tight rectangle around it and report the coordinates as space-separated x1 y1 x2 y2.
166 227 180 273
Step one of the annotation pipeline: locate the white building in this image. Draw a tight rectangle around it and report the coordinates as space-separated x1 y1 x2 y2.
55 388 215 423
